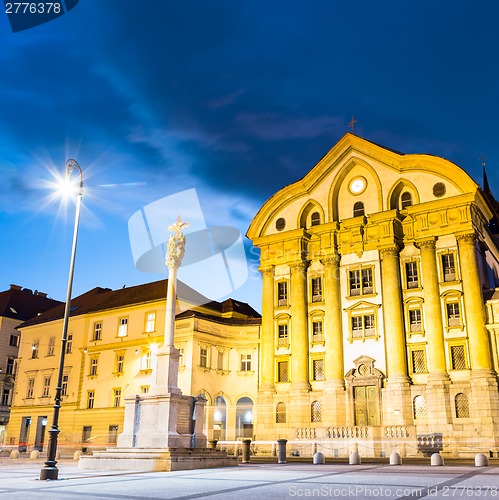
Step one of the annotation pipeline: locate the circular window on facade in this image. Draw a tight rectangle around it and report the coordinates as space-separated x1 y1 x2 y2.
276 217 286 231
349 176 367 195
433 182 446 198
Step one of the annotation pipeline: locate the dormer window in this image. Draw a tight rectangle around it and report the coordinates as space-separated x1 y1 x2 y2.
401 192 412 209
353 201 365 217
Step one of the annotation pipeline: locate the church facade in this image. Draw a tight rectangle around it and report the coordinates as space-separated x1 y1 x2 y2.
247 133 499 457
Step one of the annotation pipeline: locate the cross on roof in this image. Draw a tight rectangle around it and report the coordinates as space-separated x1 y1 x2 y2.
348 116 358 133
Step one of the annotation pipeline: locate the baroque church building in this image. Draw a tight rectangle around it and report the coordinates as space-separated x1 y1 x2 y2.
247 133 499 457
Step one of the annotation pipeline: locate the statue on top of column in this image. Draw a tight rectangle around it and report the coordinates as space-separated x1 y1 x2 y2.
166 215 189 270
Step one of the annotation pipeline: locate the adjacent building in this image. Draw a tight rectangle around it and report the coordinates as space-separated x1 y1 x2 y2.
247 133 499 457
0 285 61 447
6 280 260 453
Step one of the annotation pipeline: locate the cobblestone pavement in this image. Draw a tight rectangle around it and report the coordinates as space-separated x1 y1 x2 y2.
0 458 497 499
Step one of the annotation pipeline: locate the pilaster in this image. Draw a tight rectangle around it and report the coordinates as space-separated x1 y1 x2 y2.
259 265 276 393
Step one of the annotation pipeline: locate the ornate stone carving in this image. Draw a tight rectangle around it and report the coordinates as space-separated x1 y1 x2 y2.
456 232 477 245
166 215 189 270
379 246 399 259
258 266 274 278
416 238 437 251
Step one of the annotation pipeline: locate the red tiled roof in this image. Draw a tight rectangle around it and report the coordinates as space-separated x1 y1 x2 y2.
0 285 62 322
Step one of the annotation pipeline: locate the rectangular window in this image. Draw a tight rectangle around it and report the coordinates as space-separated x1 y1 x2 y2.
450 345 467 370
66 333 73 354
9 334 19 347
113 389 121 408
277 282 288 306
145 312 156 332
406 262 419 288
31 340 39 359
278 324 288 346
61 375 69 397
349 270 361 296
141 351 151 371
2 388 10 406
108 425 119 444
42 376 51 397
411 349 427 373
313 359 325 381
364 314 375 336
200 348 208 368
351 315 375 339
82 426 92 443
409 309 422 333
116 354 125 373
178 348 184 366
241 354 252 371
47 336 55 356
140 386 150 394
217 350 224 370
6 358 15 375
447 302 461 327
351 316 363 337
442 254 456 282
277 361 289 382
26 378 35 398
311 277 322 302
89 358 98 376
87 391 95 409
118 318 128 337
362 268 373 294
92 322 102 341
312 321 323 342
350 268 374 295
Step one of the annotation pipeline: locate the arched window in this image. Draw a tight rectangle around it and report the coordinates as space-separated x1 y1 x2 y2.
236 397 253 438
213 396 227 440
310 212 320 226
276 402 286 423
401 192 412 209
353 201 365 217
455 393 470 418
413 395 427 419
311 401 321 422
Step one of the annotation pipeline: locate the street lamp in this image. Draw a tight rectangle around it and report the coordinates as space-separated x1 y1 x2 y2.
40 159 83 481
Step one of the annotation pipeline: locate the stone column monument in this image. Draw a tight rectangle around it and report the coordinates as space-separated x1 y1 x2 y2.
79 216 235 471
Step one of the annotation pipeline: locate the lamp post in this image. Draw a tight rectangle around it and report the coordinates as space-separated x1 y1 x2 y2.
40 159 83 480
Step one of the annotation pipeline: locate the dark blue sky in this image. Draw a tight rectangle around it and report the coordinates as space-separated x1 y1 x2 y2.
1 1 498 310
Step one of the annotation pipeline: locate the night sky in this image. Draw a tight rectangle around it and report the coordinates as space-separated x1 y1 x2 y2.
1 1 498 312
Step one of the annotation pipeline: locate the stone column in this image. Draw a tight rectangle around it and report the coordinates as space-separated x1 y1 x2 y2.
290 262 310 392
380 247 407 379
379 246 411 424
323 253 346 425
457 233 493 372
256 265 276 441
417 238 452 425
457 233 499 430
417 239 447 378
259 266 276 392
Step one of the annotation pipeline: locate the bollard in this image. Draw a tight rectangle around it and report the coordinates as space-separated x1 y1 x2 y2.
430 453 444 466
10 450 20 459
349 452 361 465
272 443 277 457
475 453 489 467
208 439 218 450
389 452 402 465
73 450 83 460
55 450 61 459
313 452 325 465
30 450 40 459
233 443 239 457
277 439 287 464
241 439 251 463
